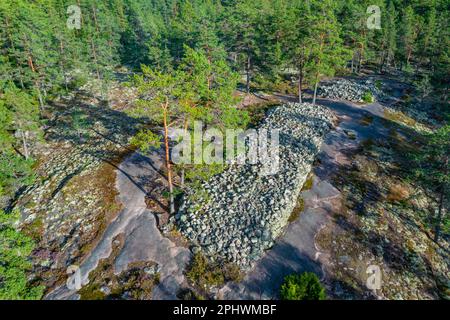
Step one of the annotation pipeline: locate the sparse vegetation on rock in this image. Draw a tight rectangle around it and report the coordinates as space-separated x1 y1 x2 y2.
280 272 326 300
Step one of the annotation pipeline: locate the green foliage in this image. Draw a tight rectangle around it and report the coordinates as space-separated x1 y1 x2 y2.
130 129 161 153
185 163 225 189
0 210 44 300
0 83 39 197
71 109 90 141
414 75 432 101
375 80 382 90
280 272 326 300
362 91 375 103
412 125 450 240
413 125 450 195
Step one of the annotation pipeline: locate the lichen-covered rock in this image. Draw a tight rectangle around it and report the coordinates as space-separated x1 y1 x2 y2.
177 103 335 269
318 78 383 103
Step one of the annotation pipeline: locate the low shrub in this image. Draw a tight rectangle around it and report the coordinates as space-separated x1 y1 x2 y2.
280 272 326 300
362 91 375 103
0 211 44 300
186 253 243 290
186 253 225 289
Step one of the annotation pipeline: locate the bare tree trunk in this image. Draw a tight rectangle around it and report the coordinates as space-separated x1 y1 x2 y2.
298 68 303 104
91 5 100 33
313 74 319 106
59 39 69 91
163 100 175 215
246 53 251 94
37 88 44 108
90 36 100 80
351 51 355 73
180 119 189 187
313 35 324 106
379 50 386 73
22 132 29 160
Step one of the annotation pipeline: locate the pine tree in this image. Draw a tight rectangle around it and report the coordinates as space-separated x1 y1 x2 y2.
2 83 42 160
413 126 449 243
222 0 260 94
398 5 417 68
308 0 349 105
285 1 314 103
379 0 397 72
130 66 186 215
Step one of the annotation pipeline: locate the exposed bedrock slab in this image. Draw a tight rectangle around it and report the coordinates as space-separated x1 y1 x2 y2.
176 103 335 269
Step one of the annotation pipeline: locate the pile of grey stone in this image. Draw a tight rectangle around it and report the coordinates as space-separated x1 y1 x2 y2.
318 78 382 103
176 103 335 269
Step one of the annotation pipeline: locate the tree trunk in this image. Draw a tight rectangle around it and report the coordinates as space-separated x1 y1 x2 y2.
379 50 386 73
246 54 251 94
163 101 175 215
90 36 100 80
22 131 29 160
180 118 189 188
313 74 319 106
313 35 324 106
357 49 363 73
434 188 445 243
91 5 100 33
298 68 303 104
406 47 412 66
59 39 69 91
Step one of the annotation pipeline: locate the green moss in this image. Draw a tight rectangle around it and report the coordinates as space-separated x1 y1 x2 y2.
289 197 304 223
78 284 106 300
302 174 314 191
21 216 44 242
186 252 243 291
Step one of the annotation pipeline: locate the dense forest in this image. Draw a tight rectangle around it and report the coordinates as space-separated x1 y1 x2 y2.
1 0 449 201
0 0 449 299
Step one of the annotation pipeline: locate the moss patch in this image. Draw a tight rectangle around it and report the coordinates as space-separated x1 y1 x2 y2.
301 174 314 191
186 252 243 296
289 197 305 223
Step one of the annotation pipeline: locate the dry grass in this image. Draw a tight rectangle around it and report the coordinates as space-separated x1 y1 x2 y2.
386 183 410 203
384 109 418 128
